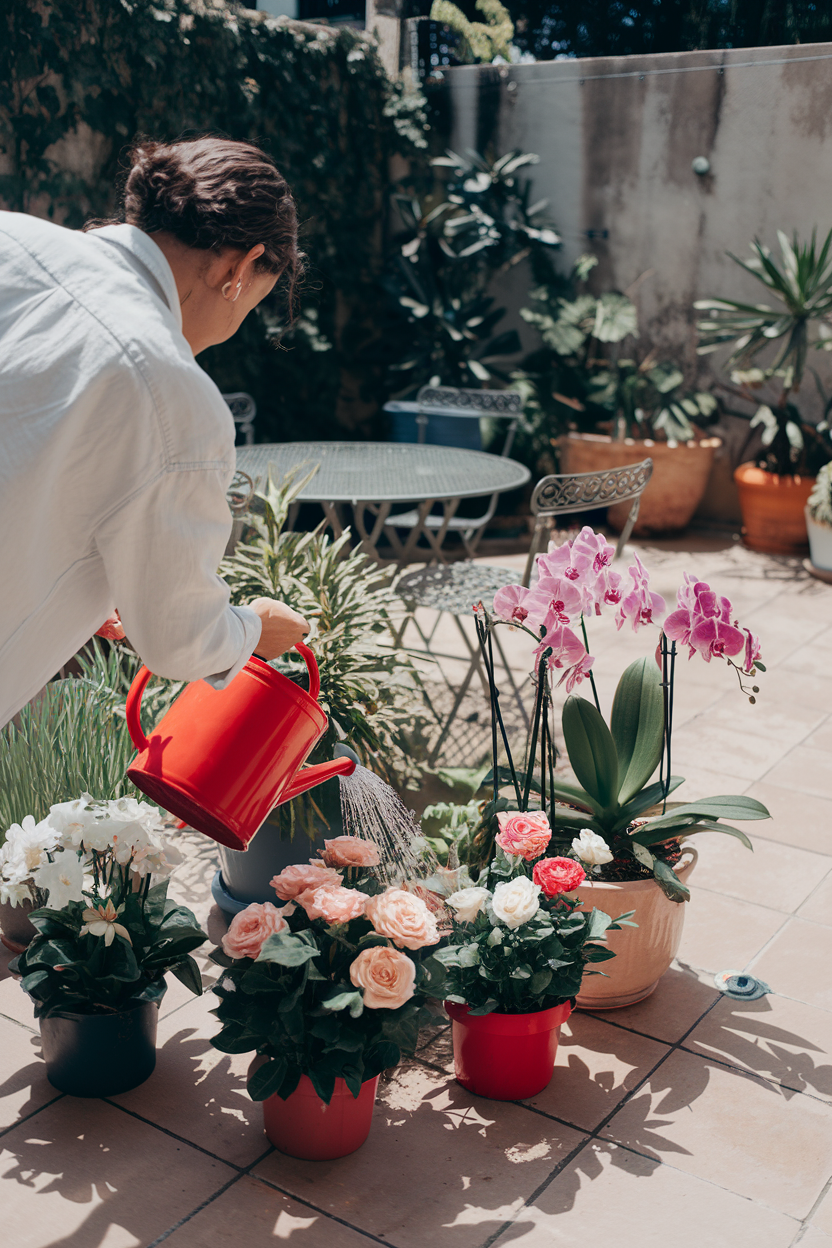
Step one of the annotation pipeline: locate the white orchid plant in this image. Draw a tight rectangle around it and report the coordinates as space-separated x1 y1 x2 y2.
7 796 206 1017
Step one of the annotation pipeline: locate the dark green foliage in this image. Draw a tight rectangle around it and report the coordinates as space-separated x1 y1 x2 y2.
506 1 832 63
210 898 440 1104
10 878 206 1018
0 0 430 439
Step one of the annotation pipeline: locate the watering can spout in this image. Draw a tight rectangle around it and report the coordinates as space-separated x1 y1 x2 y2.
279 754 357 804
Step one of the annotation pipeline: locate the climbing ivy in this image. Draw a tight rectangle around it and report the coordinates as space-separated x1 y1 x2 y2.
0 0 431 439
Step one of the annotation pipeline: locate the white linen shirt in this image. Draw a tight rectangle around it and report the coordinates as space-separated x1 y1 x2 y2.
0 212 261 727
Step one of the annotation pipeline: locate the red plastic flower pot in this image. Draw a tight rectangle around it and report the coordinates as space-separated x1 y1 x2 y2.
262 1074 380 1160
444 1001 571 1101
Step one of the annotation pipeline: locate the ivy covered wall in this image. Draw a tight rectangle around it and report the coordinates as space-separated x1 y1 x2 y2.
0 0 430 439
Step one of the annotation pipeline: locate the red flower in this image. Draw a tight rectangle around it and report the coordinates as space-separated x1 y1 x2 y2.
532 856 586 897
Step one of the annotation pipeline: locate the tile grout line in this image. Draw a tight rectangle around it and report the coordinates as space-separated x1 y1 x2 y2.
790 1171 832 1247
0 1010 38 1035
477 989 727 1248
0 1091 65 1140
253 1173 396 1246
102 1096 252 1170
146 1143 276 1248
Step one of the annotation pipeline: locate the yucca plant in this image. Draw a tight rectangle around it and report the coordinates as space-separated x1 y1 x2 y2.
0 679 142 836
220 468 429 841
696 229 832 475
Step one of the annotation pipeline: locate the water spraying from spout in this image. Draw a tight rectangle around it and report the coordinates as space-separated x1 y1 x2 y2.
337 763 423 885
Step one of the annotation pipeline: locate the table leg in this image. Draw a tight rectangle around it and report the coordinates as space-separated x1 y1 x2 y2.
320 502 344 539
351 501 393 562
398 499 436 564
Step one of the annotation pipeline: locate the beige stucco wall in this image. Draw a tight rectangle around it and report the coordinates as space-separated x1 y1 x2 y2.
442 42 832 518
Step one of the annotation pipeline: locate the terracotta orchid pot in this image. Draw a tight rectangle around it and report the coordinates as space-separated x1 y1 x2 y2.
0 898 37 954
558 433 720 536
734 464 814 554
574 848 698 1010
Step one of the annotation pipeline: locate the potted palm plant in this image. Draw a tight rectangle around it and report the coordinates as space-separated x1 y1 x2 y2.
456 526 770 1008
215 468 428 914
521 256 721 534
9 794 205 1096
696 228 832 553
806 462 832 572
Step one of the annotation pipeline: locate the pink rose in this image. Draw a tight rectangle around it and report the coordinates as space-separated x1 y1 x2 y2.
221 902 288 960
532 856 587 897
495 811 552 861
271 862 342 901
297 885 367 923
319 836 381 869
349 945 416 1009
364 887 440 950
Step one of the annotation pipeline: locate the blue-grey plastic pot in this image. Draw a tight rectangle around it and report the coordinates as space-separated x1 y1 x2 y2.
39 999 159 1097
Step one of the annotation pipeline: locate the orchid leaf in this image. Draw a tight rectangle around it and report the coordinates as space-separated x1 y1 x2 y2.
562 696 619 809
652 859 691 903
549 778 603 816
613 777 685 830
610 658 664 804
633 795 770 834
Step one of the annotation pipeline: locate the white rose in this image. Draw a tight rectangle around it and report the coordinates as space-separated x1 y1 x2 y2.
447 886 491 923
490 876 541 929
571 829 613 867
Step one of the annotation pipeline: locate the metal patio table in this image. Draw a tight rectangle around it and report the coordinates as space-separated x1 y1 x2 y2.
235 441 530 563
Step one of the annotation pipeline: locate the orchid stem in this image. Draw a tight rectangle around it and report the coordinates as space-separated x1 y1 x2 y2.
476 610 522 807
523 654 547 811
580 616 601 714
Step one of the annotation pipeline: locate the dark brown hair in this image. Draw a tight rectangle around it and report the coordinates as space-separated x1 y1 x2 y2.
88 136 304 301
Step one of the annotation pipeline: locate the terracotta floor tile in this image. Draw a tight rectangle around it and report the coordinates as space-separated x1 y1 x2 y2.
743 781 832 856
162 1174 372 1247
799 872 832 926
490 1139 799 1248
654 763 755 803
684 992 832 1102
109 990 265 1167
703 690 828 746
764 747 832 801
799 1227 832 1248
0 1096 233 1248
584 962 720 1043
755 667 832 716
601 1048 832 1218
253 1064 587 1248
811 1182 832 1235
749 919 832 1011
671 719 792 783
417 1023 454 1074
691 834 832 914
807 721 832 752
675 886 788 974
0 1017 61 1134
526 1012 669 1131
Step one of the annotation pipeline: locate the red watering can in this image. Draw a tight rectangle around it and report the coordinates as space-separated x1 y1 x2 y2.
125 643 356 851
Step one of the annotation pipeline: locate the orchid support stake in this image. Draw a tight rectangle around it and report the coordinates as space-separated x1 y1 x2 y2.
523 654 548 812
579 616 602 714
475 610 522 807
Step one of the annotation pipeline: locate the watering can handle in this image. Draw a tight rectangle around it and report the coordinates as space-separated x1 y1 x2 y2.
294 641 320 702
126 665 153 752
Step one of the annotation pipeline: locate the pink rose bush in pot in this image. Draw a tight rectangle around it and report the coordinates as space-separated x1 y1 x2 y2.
434 817 636 1101
210 835 443 1159
456 526 773 1009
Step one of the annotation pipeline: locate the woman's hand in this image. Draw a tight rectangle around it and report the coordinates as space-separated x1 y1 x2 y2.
248 597 310 660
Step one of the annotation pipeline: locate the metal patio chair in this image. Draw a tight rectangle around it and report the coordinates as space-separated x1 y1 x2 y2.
384 386 523 560
395 457 653 765
222 391 256 445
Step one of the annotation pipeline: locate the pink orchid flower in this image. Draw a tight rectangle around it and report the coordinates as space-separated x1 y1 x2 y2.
663 576 760 669
559 651 595 693
493 584 531 625
524 573 583 628
615 554 667 631
533 621 590 676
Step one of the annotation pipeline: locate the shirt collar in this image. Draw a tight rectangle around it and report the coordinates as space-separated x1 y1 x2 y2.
90 224 183 332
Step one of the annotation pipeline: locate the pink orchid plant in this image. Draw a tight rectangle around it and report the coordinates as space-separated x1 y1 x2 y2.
472 527 771 901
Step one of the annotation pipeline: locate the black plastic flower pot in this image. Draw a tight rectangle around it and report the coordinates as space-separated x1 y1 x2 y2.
39 1000 159 1097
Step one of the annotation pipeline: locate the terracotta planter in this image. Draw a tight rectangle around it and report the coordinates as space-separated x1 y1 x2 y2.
444 1000 571 1100
733 464 814 554
40 1000 159 1096
574 849 698 1009
806 509 832 571
0 897 37 954
559 433 721 536
262 1074 379 1160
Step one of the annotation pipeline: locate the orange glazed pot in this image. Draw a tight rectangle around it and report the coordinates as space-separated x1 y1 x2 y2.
262 1074 379 1160
558 433 720 536
574 849 697 1010
733 464 814 555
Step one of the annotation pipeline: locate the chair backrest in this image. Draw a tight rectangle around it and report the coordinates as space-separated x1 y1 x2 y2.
415 385 522 457
530 458 653 517
222 392 257 446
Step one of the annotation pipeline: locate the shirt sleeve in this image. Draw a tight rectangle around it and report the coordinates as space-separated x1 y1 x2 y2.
93 465 261 685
